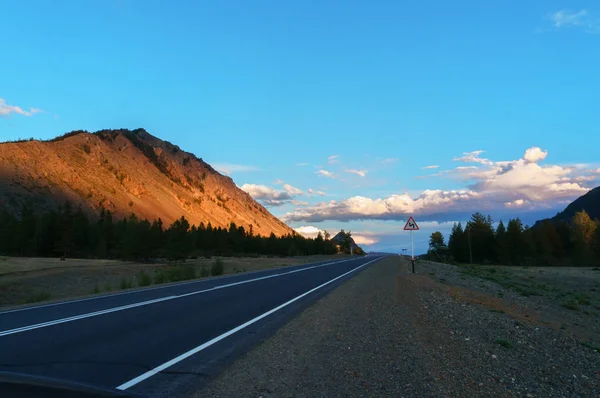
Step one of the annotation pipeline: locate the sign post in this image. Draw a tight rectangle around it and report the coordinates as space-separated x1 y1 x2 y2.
403 216 419 273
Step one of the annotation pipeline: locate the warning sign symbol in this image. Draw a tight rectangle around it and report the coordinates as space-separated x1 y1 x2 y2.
403 217 419 231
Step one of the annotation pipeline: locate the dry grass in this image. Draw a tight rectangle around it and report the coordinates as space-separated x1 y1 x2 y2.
0 257 134 276
0 255 341 309
419 260 600 348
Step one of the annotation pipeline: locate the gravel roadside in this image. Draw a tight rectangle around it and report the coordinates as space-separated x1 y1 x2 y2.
195 256 600 397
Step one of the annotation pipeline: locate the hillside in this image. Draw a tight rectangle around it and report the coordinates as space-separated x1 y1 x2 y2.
533 186 600 228
0 129 292 237
552 186 600 222
330 231 363 253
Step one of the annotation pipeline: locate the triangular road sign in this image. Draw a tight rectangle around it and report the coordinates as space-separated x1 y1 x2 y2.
403 216 419 231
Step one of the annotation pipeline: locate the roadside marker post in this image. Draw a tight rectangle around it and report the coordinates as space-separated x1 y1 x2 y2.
403 217 419 273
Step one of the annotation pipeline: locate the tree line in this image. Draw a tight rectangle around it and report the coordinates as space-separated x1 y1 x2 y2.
0 203 342 260
428 211 600 266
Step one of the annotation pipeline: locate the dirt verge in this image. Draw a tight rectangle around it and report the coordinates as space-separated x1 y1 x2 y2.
196 256 600 397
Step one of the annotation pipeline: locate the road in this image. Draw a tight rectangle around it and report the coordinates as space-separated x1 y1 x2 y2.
0 255 384 397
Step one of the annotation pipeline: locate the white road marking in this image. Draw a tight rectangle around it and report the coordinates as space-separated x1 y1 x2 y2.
116 256 383 390
0 258 355 315
0 257 367 337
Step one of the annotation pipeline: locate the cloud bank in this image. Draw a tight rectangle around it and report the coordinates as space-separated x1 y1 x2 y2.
283 146 596 223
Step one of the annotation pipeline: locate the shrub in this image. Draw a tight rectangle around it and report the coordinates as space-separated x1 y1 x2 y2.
211 258 224 276
138 271 152 287
166 266 183 282
154 270 167 284
25 290 51 304
574 293 591 306
181 264 196 280
165 264 196 282
581 341 600 353
92 283 100 294
120 278 133 290
199 266 210 278
82 143 91 154
495 338 512 348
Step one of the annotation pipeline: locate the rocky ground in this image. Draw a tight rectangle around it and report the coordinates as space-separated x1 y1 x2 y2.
197 256 600 397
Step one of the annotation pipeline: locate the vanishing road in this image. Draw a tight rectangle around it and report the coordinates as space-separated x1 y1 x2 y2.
0 255 384 397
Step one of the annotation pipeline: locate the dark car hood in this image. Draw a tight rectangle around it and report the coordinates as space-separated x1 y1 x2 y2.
0 371 145 398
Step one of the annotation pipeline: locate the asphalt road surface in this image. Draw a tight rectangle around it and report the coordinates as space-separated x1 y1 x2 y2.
0 255 384 397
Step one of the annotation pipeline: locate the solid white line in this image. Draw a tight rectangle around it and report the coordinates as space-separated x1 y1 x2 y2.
0 257 364 337
116 256 383 390
0 258 355 315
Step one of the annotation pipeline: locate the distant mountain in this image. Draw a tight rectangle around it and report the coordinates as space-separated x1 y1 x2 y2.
330 231 363 253
0 129 293 237
534 186 600 227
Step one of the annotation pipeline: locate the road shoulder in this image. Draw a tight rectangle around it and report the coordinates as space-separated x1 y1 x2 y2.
196 257 600 397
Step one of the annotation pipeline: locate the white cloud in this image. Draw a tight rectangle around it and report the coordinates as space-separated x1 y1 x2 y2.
284 146 594 223
308 188 314 194
353 234 379 246
524 147 548 163
283 190 481 222
283 183 303 195
0 99 43 117
381 158 398 164
504 199 530 208
574 175 597 182
316 191 327 196
452 150 492 165
274 179 284 185
291 200 309 206
295 162 309 167
550 9 587 28
346 169 368 177
316 169 335 179
545 9 599 33
455 166 478 171
422 165 439 169
328 155 340 164
241 183 300 207
214 163 259 175
294 226 324 239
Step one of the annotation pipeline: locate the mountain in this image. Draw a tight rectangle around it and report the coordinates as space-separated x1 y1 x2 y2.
330 231 363 253
533 186 600 227
0 129 292 237
552 186 600 222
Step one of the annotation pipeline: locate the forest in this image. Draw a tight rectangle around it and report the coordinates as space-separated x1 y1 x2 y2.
0 203 345 261
428 211 600 266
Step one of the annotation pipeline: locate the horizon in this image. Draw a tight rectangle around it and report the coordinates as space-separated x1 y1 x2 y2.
2 1 599 253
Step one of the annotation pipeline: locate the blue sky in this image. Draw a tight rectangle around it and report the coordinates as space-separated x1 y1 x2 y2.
1 1 599 253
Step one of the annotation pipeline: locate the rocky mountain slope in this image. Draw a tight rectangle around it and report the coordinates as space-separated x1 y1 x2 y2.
0 129 292 237
533 185 600 228
551 185 600 222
